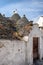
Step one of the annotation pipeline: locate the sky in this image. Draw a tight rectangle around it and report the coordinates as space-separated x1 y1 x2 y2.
0 0 43 21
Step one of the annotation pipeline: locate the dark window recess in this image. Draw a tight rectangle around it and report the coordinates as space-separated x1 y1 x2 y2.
18 49 20 51
42 57 43 60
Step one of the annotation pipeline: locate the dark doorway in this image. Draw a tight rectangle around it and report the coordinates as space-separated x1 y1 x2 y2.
33 37 39 62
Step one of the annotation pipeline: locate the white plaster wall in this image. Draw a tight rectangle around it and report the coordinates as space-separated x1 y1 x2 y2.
27 37 33 65
42 37 43 58
27 25 43 64
0 40 25 65
40 37 43 59
40 29 43 59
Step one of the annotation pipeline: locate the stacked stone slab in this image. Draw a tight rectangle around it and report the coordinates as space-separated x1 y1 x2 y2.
0 13 33 39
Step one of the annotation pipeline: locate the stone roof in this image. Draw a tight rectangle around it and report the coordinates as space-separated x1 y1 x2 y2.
16 15 29 28
10 13 21 22
0 13 33 40
0 13 3 19
17 23 33 36
0 14 15 39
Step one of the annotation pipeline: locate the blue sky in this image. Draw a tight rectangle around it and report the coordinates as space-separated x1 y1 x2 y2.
0 0 43 21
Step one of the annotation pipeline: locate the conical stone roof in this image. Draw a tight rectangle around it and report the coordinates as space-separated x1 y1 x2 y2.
0 14 13 39
0 13 4 19
10 13 21 22
17 15 29 27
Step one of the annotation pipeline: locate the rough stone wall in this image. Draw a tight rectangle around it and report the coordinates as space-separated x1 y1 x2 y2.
0 40 26 65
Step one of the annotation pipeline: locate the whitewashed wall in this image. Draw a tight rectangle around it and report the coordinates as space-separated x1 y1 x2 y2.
39 28 43 59
40 36 43 59
0 40 26 65
27 24 43 64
